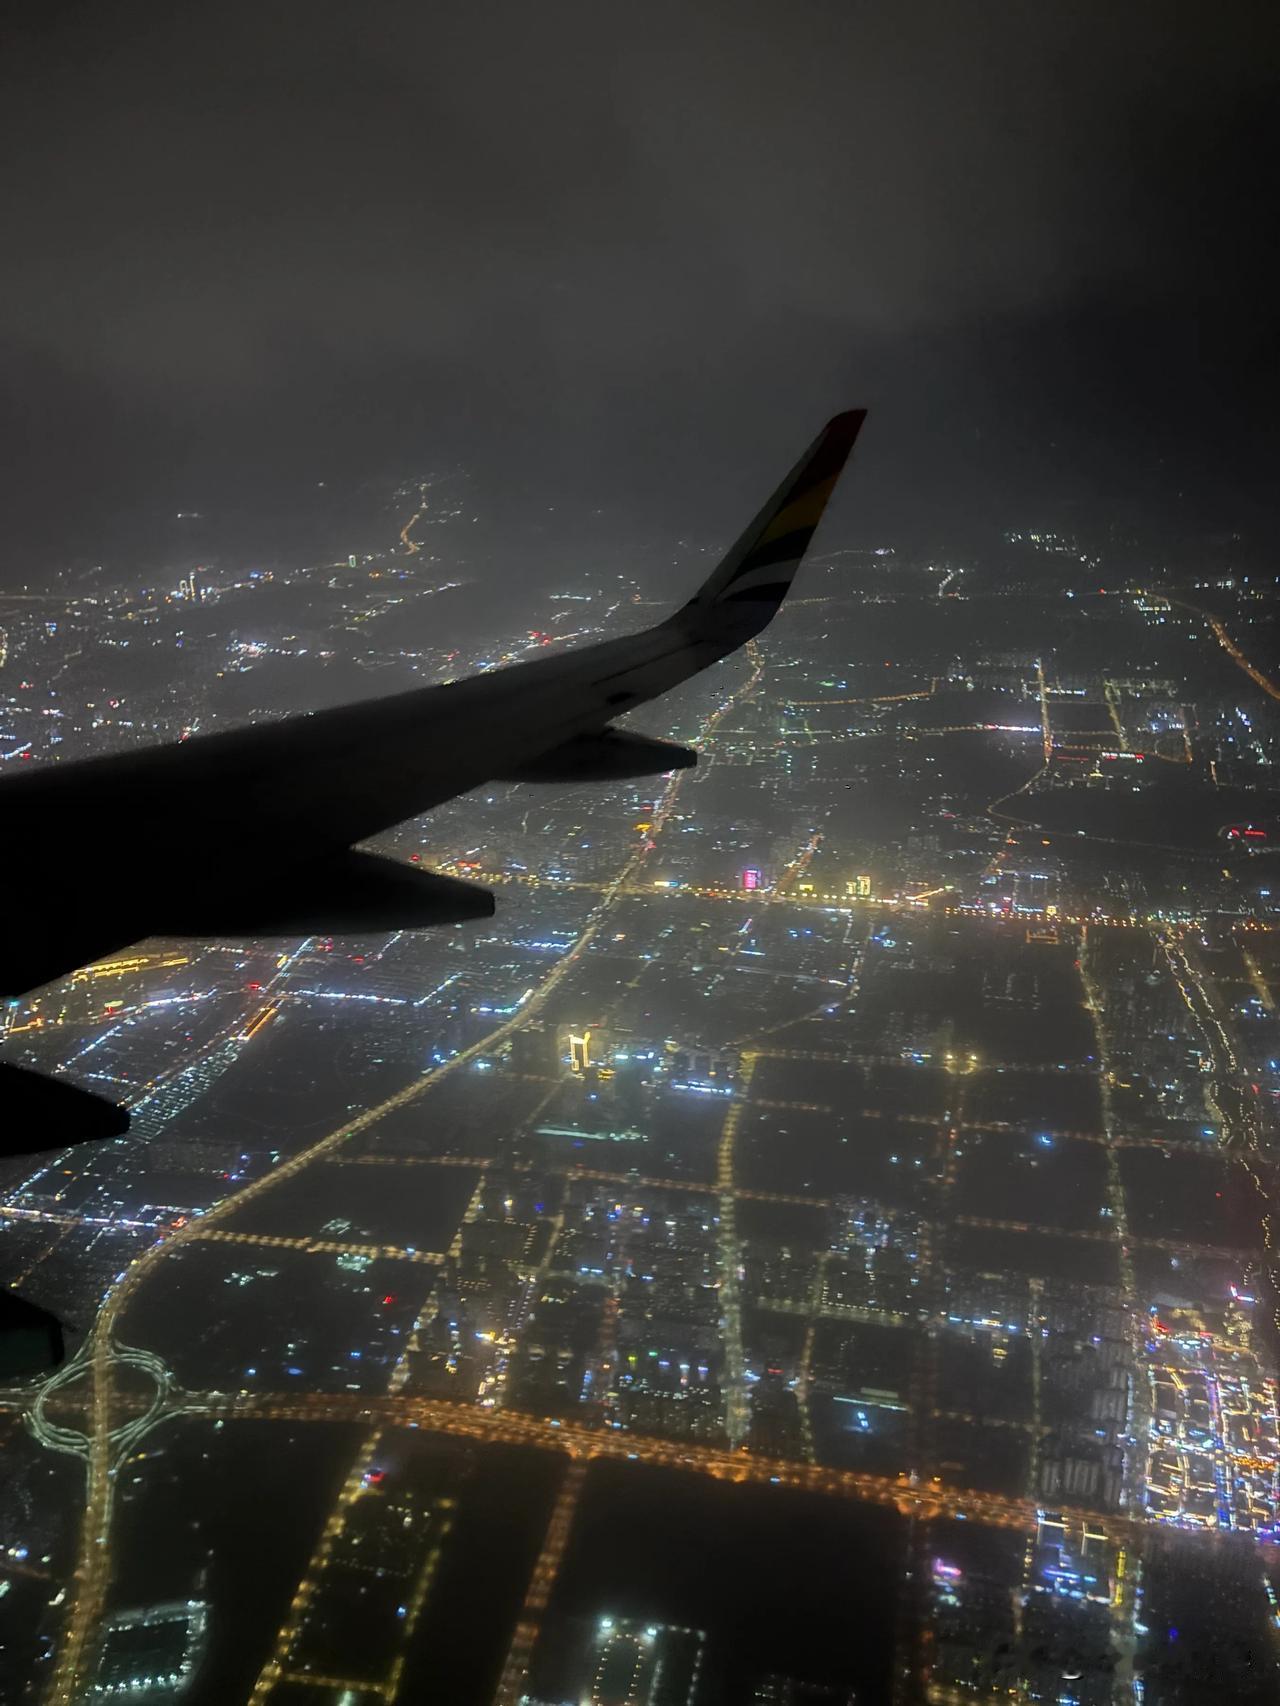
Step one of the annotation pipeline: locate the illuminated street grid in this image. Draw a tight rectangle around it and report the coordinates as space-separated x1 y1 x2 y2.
3 542 1280 1701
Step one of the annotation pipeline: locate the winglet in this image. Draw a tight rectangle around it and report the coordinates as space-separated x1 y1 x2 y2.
684 410 865 624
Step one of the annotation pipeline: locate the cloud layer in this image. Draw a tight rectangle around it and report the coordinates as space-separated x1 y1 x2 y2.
2 1 1276 561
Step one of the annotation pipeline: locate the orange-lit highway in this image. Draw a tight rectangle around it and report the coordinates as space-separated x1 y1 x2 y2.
490 1459 588 1706
79 1383 1148 1543
1161 592 1280 704
184 1227 446 1265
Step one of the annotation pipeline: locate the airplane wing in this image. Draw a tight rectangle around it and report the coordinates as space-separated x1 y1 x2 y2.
0 409 865 1153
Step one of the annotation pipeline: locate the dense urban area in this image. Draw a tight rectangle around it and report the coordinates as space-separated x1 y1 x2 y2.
2 478 1279 1706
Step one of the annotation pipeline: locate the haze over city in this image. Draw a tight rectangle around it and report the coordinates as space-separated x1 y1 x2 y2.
2 4 1280 1704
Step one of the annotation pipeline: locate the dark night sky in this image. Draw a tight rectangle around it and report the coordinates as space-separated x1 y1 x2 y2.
1 0 1277 580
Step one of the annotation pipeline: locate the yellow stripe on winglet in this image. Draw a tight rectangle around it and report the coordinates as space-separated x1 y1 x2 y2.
754 476 838 549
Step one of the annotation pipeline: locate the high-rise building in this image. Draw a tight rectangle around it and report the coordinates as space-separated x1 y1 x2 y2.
664 1039 739 1086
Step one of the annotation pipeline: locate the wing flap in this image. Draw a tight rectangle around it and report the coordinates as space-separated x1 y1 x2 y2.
0 1288 64 1378
498 728 697 783
157 851 495 938
0 1061 129 1155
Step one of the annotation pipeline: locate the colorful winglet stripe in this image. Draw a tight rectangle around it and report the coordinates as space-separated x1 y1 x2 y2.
688 410 865 612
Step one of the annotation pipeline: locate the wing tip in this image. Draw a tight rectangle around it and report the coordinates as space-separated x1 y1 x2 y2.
826 407 867 437
806 409 867 482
